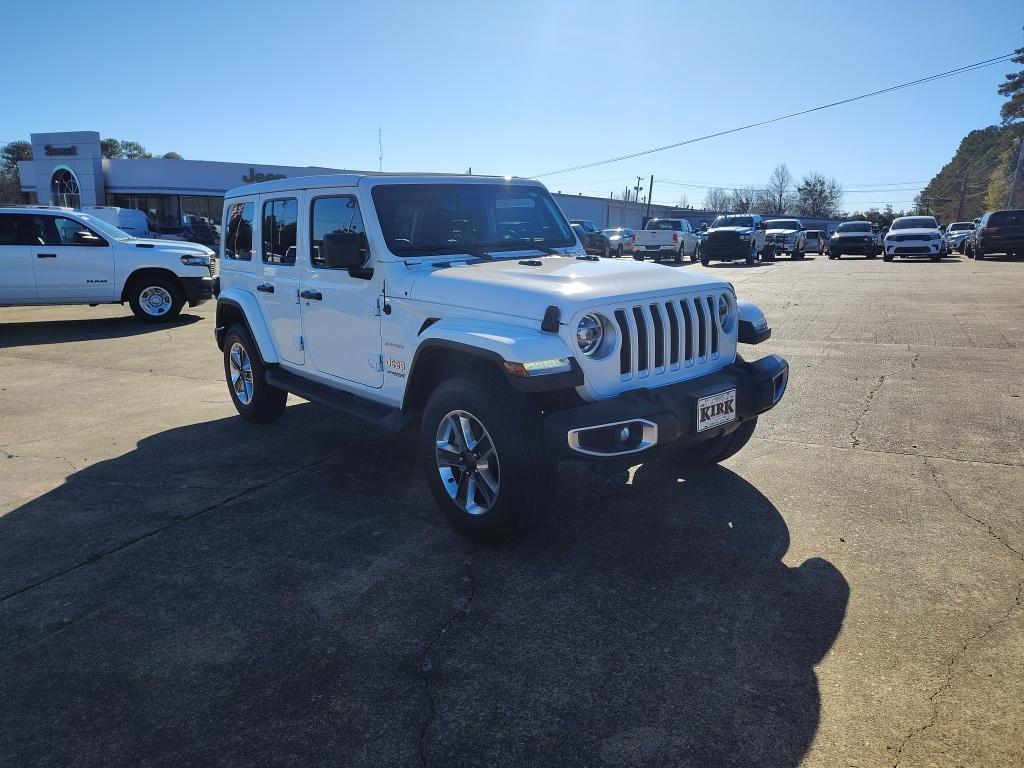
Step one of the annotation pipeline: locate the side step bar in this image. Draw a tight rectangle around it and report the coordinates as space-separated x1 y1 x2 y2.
264 367 412 433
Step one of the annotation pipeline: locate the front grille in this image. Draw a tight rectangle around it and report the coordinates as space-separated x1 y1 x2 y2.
613 294 721 380
894 246 930 254
889 234 935 242
707 231 740 246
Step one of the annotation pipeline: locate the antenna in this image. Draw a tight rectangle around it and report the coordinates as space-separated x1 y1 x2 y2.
378 127 383 172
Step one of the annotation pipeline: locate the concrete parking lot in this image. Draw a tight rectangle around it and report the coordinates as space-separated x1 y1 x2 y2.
1 252 1022 767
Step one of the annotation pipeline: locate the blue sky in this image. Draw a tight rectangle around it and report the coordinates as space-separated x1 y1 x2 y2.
2 0 1021 212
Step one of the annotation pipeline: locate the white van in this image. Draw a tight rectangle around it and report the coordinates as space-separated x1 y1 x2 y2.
77 206 152 238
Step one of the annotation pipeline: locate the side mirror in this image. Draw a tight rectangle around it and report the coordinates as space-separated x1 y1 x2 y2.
322 232 367 269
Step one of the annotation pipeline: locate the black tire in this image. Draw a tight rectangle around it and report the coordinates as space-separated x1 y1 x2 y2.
128 274 185 323
793 249 804 260
866 252 877 260
882 253 893 262
616 244 623 258
690 248 699 262
634 252 644 262
666 416 758 467
223 324 287 422
700 250 711 266
420 371 554 543
975 248 985 260
674 247 683 264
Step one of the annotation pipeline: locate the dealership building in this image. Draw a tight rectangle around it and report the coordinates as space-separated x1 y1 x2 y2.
17 130 841 235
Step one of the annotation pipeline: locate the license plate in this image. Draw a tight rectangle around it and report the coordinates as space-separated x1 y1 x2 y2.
697 389 737 432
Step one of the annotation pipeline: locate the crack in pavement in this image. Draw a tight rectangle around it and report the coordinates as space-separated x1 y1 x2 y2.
889 458 1024 767
418 550 477 768
2 448 78 473
849 350 920 449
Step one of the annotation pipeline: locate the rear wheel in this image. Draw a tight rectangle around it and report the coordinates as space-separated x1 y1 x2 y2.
128 275 185 323
421 371 553 543
745 240 757 265
674 247 683 264
223 324 287 422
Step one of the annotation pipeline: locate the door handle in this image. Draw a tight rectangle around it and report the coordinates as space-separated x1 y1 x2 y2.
300 290 322 301
256 283 275 293
36 253 58 258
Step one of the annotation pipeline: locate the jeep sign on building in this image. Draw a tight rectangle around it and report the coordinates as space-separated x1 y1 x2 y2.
17 131 348 235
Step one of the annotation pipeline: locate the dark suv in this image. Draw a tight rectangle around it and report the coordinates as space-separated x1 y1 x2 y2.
828 221 877 259
968 209 1024 260
569 219 611 258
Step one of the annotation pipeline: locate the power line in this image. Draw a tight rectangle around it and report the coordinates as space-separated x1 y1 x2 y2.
530 53 1016 178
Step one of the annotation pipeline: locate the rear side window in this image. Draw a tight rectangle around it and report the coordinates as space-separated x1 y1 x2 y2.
224 202 254 260
0 215 32 245
262 198 298 265
988 211 1024 226
310 196 366 269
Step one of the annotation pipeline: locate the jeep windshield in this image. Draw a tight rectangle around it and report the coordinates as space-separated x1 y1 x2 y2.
835 222 871 233
371 183 576 257
712 216 753 228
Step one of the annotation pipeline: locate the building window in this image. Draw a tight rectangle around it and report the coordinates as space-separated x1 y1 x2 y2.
51 169 80 208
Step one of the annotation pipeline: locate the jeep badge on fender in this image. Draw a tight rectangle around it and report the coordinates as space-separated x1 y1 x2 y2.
213 173 788 543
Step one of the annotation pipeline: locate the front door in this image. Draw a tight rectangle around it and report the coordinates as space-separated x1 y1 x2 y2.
256 197 304 365
0 214 38 303
32 215 115 301
300 192 383 388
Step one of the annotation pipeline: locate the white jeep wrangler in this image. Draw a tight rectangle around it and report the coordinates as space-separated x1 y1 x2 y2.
214 175 788 542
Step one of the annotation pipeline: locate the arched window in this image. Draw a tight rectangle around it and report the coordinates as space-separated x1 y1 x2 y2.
51 169 81 208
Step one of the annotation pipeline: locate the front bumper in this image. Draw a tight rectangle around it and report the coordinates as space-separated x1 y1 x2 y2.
885 240 944 256
179 276 216 306
544 354 788 461
701 240 753 260
831 238 874 254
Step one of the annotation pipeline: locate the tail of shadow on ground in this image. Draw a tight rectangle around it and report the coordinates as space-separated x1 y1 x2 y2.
0 313 201 348
0 405 849 768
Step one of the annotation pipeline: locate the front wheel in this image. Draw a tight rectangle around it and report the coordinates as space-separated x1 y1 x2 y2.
665 417 757 467
745 241 757 265
128 275 185 323
616 244 623 258
223 324 287 422
882 253 893 262
421 371 554 543
700 250 711 266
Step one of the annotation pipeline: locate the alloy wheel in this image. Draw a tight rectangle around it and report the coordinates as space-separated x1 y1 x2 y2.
435 410 500 516
229 342 254 405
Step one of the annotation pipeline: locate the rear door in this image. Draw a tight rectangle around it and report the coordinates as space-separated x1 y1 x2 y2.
300 191 383 388
0 214 38 303
32 215 115 301
256 196 304 365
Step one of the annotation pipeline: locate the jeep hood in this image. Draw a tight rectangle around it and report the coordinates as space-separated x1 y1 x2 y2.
408 256 727 320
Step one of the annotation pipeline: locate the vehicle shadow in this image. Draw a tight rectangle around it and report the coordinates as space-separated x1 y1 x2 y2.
0 406 848 768
0 313 202 348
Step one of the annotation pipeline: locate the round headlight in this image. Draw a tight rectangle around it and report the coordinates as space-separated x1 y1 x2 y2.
576 314 604 355
717 294 734 331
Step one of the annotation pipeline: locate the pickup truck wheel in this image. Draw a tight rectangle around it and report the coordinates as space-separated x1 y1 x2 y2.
223 324 287 422
128 275 184 323
633 252 644 262
674 247 683 264
421 372 553 544
616 244 623 257
666 417 757 467
699 250 711 266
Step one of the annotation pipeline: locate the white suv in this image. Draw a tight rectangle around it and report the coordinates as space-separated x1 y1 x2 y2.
883 215 946 262
0 207 216 321
214 174 788 542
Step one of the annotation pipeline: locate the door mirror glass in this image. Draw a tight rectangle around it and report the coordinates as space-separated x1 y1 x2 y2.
322 232 367 269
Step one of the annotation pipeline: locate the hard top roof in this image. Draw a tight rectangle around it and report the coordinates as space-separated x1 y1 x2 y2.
225 172 539 199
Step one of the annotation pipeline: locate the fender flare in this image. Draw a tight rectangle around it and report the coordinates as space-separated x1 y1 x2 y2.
215 288 280 364
405 318 581 409
737 300 771 344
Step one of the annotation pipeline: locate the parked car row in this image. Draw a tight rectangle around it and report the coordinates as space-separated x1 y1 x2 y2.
960 209 1024 260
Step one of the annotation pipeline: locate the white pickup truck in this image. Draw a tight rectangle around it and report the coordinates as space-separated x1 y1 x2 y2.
632 218 698 263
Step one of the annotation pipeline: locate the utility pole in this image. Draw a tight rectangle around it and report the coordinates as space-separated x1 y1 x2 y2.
646 174 654 220
955 176 969 221
1007 134 1024 209
634 176 644 205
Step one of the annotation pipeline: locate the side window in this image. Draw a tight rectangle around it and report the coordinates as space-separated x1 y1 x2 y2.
52 217 107 247
310 196 366 269
224 201 254 261
0 215 30 245
262 198 298 265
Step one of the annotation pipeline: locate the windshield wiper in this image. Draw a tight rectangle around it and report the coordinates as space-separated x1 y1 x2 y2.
484 239 561 255
394 244 494 260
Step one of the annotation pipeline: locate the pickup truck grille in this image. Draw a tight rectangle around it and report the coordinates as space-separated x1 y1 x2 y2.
707 231 740 246
612 294 720 380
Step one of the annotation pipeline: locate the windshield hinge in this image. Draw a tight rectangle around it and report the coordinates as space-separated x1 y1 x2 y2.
369 354 383 372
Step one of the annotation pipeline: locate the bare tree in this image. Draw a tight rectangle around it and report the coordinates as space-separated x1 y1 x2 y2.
703 187 730 212
728 186 758 213
758 164 796 215
677 193 690 208
794 172 844 217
